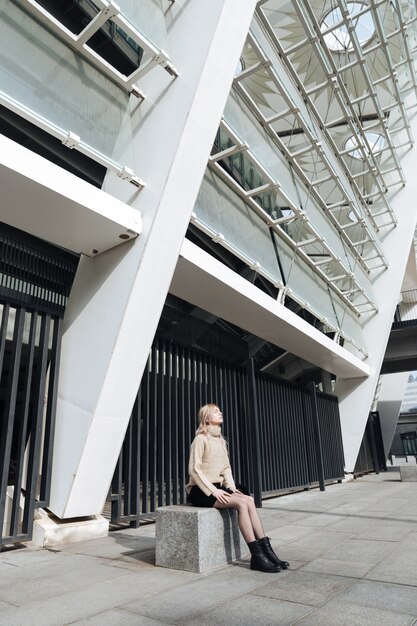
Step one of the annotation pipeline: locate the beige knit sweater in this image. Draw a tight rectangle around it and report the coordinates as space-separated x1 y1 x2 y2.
186 425 236 496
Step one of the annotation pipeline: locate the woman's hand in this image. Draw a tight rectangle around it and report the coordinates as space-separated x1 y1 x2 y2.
212 488 231 503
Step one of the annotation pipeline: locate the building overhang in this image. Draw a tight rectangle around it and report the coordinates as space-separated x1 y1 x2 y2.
170 238 370 379
0 134 141 256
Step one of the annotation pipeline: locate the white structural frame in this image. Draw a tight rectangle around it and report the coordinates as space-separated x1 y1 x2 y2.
20 0 178 95
209 119 379 319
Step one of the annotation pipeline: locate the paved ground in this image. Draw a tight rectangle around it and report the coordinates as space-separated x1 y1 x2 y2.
0 472 417 625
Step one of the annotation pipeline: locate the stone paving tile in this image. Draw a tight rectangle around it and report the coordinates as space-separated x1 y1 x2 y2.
0 546 63 568
267 523 312 542
60 534 155 559
365 547 417 586
268 543 326 563
313 516 373 533
252 570 357 606
0 568 198 626
336 580 417 616
322 538 396 564
295 598 416 626
397 532 417 549
70 608 171 625
179 593 313 626
122 565 280 624
258 510 309 526
286 529 352 553
301 557 374 578
0 554 134 606
292 513 343 528
356 523 416 542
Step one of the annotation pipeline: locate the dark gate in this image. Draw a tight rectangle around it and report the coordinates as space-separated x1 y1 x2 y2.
109 338 345 526
0 224 78 547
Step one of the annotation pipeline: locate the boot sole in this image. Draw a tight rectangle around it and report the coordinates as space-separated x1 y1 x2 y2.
250 564 281 573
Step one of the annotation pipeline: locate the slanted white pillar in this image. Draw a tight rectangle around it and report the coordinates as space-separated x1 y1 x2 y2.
335 119 417 472
377 373 409 458
49 0 257 518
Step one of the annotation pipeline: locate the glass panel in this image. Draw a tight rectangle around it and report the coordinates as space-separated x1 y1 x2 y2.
116 0 167 50
331 297 366 348
194 171 284 286
0 0 135 170
276 235 343 331
224 92 300 200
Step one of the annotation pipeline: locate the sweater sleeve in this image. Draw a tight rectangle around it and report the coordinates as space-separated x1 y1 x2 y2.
188 436 217 496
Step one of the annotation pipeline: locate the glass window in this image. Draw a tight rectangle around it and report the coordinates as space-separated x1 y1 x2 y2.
345 132 384 160
321 3 375 52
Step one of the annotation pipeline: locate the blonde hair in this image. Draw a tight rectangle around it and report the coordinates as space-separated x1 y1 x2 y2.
195 403 227 448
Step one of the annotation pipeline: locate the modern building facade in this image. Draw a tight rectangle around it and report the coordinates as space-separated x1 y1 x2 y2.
1 0 417 544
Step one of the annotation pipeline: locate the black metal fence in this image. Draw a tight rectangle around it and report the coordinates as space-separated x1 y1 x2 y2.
0 224 78 547
109 338 345 526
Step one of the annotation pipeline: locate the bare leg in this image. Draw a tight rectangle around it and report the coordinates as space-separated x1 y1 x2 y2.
236 494 265 539
214 493 255 543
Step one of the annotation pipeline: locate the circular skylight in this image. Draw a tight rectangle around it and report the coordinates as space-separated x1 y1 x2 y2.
345 132 384 160
321 3 375 52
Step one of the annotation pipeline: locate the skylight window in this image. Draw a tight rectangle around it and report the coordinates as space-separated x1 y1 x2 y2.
345 132 384 160
321 3 375 52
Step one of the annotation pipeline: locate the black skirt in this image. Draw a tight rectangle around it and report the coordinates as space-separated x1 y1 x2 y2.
187 483 233 508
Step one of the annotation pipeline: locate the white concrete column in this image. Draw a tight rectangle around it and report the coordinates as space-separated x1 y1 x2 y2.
49 0 257 519
335 119 417 471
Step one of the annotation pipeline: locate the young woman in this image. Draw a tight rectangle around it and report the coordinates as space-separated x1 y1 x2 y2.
186 403 290 573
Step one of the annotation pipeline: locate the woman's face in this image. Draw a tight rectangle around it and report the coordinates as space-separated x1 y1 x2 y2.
209 406 223 426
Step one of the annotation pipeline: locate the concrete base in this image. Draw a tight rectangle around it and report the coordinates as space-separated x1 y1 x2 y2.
32 509 109 548
155 505 248 573
399 465 417 482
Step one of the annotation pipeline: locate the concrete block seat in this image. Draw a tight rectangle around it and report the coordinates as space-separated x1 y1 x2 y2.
400 465 417 481
155 505 249 573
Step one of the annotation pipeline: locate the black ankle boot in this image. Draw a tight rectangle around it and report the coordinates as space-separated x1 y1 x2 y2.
248 540 281 572
259 536 290 569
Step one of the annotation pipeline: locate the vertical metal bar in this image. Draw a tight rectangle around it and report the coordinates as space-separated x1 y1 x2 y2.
172 343 179 504
157 339 164 507
123 415 132 518
111 441 123 522
178 346 186 503
39 316 63 504
260 377 269 491
0 306 25 542
141 353 150 514
150 343 158 512
165 341 172 506
10 311 37 537
245 358 262 507
308 382 325 491
130 394 140 527
22 314 51 533
367 413 380 474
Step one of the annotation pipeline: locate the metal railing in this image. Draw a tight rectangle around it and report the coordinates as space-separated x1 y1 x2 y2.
0 224 78 548
393 289 417 327
109 338 346 526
